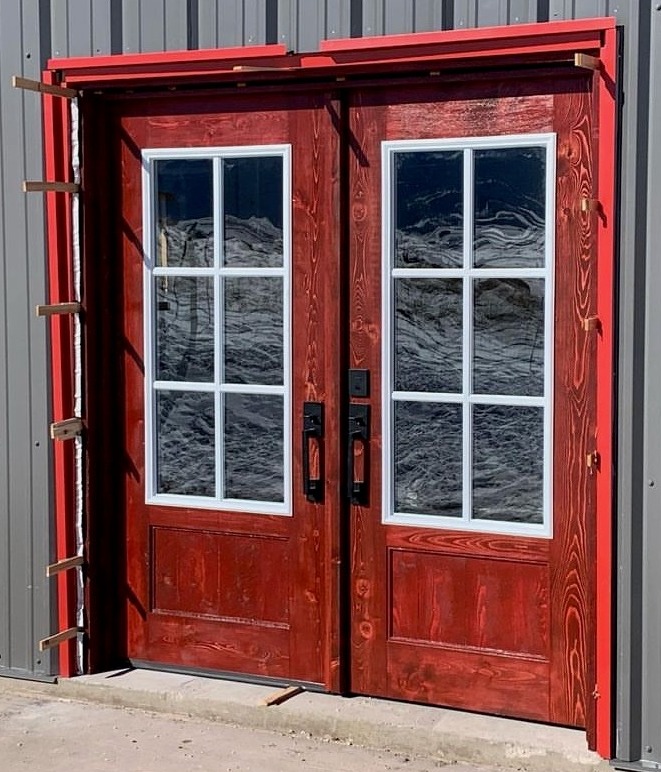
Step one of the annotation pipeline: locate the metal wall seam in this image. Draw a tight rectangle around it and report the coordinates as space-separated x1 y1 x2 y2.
0 0 12 675
641 3 661 762
453 0 539 28
548 0 610 21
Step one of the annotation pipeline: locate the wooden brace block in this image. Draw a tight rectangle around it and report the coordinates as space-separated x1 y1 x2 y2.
23 181 80 194
12 75 77 99
50 417 83 440
47 555 84 578
36 302 82 317
260 685 304 706
39 627 83 652
581 197 601 213
587 450 601 473
582 315 601 332
574 53 600 71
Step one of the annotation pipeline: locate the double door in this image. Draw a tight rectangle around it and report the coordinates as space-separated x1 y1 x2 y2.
110 72 597 728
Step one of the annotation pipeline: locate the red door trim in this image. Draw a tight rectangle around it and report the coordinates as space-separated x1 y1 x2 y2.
42 17 617 755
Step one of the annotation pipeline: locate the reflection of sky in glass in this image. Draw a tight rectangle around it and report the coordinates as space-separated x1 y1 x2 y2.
474 147 545 268
395 151 463 268
223 157 283 267
155 159 214 268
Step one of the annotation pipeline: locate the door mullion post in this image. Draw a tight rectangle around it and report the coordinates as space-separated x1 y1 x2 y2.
462 148 474 526
213 157 224 501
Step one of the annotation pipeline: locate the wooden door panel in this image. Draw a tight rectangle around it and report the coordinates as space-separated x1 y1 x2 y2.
349 72 597 728
114 89 341 685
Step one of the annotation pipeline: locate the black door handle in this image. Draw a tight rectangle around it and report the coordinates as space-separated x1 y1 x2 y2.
347 404 370 504
302 401 324 502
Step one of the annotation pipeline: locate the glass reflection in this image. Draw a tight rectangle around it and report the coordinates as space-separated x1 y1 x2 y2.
224 394 284 502
395 278 462 393
473 278 544 396
473 147 546 268
155 159 213 268
156 391 215 496
156 276 214 382
394 151 463 268
223 156 283 267
395 401 462 516
472 405 543 523
224 277 283 385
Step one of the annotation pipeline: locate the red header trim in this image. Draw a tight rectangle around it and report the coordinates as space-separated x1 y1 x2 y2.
48 18 614 90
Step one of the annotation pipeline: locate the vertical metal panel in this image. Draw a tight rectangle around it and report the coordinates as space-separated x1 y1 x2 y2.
244 0 266 44
197 0 242 49
548 0 610 21
641 5 661 765
453 0 538 28
91 0 113 55
121 0 141 52
164 0 188 50
278 0 352 54
138 0 166 53
412 0 447 32
0 0 54 679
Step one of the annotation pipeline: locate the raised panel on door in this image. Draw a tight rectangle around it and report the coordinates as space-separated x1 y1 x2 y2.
348 73 597 728
113 90 342 686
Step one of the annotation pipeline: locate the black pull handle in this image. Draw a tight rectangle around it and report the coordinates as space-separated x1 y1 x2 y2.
303 402 324 502
347 404 370 504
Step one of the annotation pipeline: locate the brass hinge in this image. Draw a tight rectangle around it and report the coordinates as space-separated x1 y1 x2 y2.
580 197 602 213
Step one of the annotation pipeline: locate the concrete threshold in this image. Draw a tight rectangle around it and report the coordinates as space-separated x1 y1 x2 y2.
1 668 610 772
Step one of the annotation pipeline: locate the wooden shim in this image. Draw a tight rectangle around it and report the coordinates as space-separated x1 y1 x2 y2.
50 417 83 440
39 627 83 652
260 685 304 707
47 555 84 578
13 75 77 99
581 197 601 213
23 181 80 194
574 53 600 71
36 302 82 317
582 315 602 333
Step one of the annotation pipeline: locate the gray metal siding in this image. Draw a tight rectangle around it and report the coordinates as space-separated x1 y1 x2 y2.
0 0 55 679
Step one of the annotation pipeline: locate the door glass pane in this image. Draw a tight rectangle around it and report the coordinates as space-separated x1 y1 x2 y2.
394 151 463 268
155 159 213 268
473 147 546 269
224 277 283 385
395 278 462 393
473 278 545 396
224 394 284 502
223 156 284 267
394 401 462 517
156 276 214 382
472 405 543 523
156 390 215 497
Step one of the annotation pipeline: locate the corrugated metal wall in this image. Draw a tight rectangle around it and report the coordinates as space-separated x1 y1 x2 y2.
0 1 657 765
0 0 55 680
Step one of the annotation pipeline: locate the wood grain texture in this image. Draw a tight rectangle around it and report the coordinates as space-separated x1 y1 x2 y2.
349 72 596 727
109 90 341 684
550 80 597 730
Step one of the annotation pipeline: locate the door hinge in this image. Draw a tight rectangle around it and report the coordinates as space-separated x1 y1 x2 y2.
587 450 601 474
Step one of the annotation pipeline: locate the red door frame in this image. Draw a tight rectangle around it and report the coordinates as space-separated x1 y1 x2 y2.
42 17 617 758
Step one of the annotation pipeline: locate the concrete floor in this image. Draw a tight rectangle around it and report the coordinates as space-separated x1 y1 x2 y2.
0 669 610 772
0 691 495 772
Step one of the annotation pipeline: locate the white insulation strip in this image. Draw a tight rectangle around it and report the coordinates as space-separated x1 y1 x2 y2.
70 98 84 673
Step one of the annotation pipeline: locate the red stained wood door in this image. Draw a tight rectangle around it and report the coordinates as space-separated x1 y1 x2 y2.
107 70 597 727
347 74 597 729
114 90 341 686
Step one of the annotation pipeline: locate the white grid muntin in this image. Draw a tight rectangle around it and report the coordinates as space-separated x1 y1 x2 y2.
142 145 292 515
381 133 556 538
